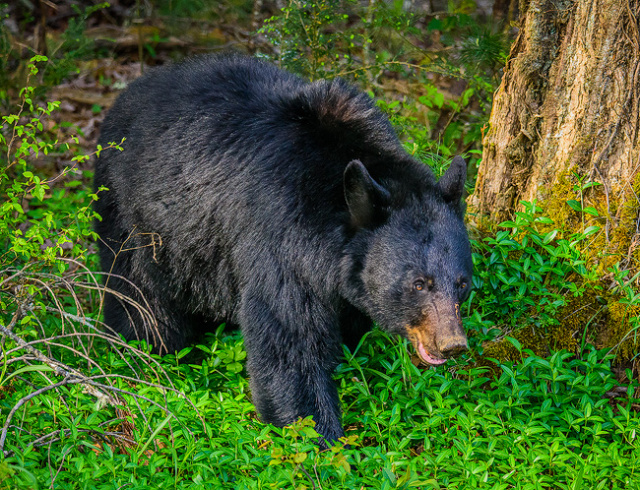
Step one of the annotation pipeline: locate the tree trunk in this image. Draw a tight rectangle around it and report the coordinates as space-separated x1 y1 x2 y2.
468 0 640 271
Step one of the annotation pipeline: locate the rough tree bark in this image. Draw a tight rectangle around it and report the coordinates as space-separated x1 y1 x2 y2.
468 0 640 271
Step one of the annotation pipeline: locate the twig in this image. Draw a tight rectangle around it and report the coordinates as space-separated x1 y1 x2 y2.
0 321 95 383
298 463 318 490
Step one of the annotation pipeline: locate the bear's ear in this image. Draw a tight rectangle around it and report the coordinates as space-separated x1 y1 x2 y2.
344 160 390 228
437 155 467 205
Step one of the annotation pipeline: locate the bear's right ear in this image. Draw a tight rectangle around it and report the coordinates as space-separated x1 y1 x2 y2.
437 155 467 206
344 160 391 228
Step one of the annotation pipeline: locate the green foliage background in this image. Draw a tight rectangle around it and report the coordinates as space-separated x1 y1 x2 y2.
0 1 639 489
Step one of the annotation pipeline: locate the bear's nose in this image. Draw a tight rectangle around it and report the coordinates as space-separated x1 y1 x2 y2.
438 335 468 359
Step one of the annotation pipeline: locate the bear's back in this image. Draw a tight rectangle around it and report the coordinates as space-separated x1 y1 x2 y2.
98 55 432 229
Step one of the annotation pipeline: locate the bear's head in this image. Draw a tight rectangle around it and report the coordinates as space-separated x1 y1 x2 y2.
344 156 472 364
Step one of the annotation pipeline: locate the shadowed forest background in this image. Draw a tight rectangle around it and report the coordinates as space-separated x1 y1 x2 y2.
1 1 640 488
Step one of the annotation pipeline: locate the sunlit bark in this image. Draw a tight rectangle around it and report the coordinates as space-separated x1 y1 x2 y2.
469 0 640 269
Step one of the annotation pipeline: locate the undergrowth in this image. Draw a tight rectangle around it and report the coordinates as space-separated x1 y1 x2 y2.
3 328 640 489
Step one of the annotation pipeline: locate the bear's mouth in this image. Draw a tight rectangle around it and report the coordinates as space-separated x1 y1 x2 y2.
415 340 447 365
406 325 447 365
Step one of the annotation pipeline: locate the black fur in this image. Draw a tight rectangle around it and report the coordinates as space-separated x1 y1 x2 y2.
94 54 473 444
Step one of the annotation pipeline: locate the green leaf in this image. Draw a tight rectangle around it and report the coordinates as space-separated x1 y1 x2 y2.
1 365 54 386
33 184 45 201
433 91 445 109
505 336 522 352
137 415 172 457
566 200 582 212
382 467 397 485
292 452 307 464
583 226 600 236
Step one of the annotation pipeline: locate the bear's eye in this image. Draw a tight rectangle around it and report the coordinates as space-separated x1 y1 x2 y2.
415 278 434 291
460 282 467 290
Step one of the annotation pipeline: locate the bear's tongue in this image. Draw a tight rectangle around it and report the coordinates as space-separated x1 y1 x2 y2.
417 341 447 365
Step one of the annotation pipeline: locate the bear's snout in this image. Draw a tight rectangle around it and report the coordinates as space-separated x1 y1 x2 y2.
407 301 468 365
436 328 468 358
435 301 468 357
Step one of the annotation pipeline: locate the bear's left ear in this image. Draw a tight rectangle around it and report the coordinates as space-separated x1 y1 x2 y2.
344 160 391 228
437 156 467 205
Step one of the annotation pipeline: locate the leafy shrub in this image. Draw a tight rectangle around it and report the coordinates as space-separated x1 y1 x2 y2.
0 56 101 272
0 58 179 489
469 201 597 335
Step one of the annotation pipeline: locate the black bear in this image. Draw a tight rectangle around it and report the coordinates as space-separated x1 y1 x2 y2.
94 54 472 444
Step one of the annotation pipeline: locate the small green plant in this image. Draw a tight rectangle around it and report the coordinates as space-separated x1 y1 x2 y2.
466 200 606 358
0 56 119 274
376 84 479 176
36 3 110 84
259 0 356 80
565 171 602 231
608 265 640 360
0 58 162 485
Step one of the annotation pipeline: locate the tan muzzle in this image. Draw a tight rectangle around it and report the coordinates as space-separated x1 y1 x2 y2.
406 302 468 365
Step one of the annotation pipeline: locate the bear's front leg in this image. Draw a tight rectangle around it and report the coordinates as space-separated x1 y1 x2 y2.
239 293 345 445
